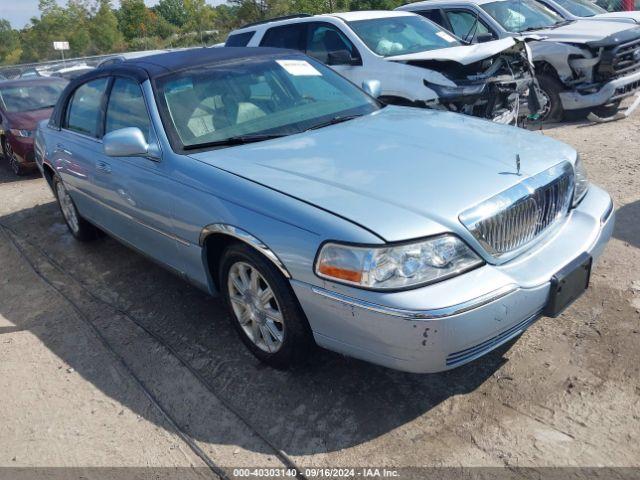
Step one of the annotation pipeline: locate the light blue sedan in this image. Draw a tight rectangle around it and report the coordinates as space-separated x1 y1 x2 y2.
35 47 614 373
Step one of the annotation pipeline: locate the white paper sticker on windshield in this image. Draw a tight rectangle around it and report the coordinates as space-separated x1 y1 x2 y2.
276 60 322 76
436 31 457 43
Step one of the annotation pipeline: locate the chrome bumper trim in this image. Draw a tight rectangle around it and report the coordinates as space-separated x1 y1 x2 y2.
310 284 518 320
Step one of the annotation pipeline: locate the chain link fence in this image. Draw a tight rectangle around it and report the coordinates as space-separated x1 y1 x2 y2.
595 0 640 10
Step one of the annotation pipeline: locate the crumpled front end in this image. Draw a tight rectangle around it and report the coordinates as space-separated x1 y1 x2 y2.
403 40 540 125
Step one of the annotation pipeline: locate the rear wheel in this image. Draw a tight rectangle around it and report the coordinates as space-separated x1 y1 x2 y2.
535 74 565 123
53 175 98 241
219 243 314 369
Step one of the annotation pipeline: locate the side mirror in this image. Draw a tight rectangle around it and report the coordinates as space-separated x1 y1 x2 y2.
362 79 381 98
103 127 152 158
327 49 358 66
476 32 495 43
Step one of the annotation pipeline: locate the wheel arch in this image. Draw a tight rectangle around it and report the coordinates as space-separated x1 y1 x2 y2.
200 224 291 292
41 162 56 190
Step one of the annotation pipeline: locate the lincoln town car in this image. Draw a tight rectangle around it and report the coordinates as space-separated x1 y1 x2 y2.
35 48 614 372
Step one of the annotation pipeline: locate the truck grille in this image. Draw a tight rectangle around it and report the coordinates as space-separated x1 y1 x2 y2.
597 37 640 81
460 163 574 260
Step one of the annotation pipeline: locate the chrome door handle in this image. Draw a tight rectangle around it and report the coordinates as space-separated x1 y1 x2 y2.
56 143 72 156
96 161 112 174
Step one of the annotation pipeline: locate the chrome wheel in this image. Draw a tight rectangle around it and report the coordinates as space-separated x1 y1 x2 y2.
536 86 552 121
227 261 285 353
56 181 80 234
5 143 21 175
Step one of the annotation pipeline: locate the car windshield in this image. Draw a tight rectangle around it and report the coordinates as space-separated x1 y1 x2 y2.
155 56 380 149
482 0 565 32
348 15 461 57
554 0 607 16
0 82 66 112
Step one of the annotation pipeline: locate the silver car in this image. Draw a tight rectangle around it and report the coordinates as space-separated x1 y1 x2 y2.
35 47 614 373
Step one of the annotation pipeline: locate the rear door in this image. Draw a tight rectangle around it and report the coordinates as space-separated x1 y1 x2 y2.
55 77 110 223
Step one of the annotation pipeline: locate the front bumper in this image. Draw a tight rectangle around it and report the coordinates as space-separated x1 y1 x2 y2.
291 185 614 373
560 69 640 110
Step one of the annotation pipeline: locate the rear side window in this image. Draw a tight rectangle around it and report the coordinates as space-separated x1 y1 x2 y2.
417 9 447 28
65 77 109 138
225 31 256 47
105 78 151 141
446 10 492 40
260 24 306 50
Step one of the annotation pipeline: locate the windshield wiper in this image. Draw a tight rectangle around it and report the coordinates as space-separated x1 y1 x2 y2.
550 19 575 28
305 114 363 131
184 133 289 150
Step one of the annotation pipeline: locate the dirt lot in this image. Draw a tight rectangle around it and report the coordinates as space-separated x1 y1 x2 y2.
0 112 639 480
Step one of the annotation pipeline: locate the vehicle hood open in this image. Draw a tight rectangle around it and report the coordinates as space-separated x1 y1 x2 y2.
385 37 517 65
189 107 576 242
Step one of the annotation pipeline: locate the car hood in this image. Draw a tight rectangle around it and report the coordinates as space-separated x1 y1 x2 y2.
385 37 517 65
5 108 54 130
189 107 576 242
528 19 637 43
593 12 640 24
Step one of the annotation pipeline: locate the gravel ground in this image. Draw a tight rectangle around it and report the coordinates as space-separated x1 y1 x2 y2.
0 111 638 479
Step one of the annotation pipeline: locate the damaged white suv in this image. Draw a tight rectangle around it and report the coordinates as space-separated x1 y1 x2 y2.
226 11 539 124
399 0 640 121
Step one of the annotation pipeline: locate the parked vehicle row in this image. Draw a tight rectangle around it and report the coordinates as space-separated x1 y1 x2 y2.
33 47 614 373
227 11 539 125
226 4 640 122
398 0 640 121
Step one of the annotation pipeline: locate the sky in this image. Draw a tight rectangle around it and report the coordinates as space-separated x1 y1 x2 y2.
2 0 225 29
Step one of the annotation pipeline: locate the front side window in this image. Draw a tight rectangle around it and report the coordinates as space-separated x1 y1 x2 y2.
481 0 564 32
0 82 66 113
225 31 256 47
554 0 606 16
446 10 492 41
105 78 151 141
417 9 448 28
65 78 109 138
155 56 379 149
260 24 307 50
348 15 460 57
306 23 360 64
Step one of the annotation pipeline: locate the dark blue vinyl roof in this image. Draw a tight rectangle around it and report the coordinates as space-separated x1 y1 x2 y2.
49 47 298 128
131 47 294 77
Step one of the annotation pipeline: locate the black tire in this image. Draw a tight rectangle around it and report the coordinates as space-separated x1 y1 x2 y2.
535 73 565 123
219 243 314 369
52 174 98 242
2 138 27 176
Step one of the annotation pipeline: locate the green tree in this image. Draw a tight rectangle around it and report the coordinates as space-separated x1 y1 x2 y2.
90 0 123 53
117 0 149 41
154 0 188 28
0 19 22 65
182 0 216 44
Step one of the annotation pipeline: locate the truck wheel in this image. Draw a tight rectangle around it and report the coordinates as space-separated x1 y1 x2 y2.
219 243 314 369
535 74 564 123
53 174 98 241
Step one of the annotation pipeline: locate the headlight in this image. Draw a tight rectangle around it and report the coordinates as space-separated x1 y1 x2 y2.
9 129 33 138
315 235 483 290
573 154 589 206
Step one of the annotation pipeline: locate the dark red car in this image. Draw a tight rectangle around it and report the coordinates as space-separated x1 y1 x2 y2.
0 77 67 175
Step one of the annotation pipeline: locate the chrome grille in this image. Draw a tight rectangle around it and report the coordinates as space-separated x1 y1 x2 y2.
597 37 640 81
460 163 574 260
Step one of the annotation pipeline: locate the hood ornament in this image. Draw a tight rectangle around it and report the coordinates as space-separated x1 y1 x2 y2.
516 154 521 176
